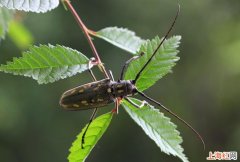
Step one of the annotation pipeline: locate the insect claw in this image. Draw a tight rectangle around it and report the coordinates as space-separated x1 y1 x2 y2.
111 109 117 114
89 57 98 66
139 100 148 108
81 137 85 149
139 51 145 56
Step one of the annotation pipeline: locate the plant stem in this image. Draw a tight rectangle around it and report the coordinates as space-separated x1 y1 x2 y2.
63 0 109 78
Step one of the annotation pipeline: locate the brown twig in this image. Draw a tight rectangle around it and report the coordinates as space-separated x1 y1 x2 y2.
63 0 109 78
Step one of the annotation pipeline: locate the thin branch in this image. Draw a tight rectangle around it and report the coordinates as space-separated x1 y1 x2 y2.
63 0 109 78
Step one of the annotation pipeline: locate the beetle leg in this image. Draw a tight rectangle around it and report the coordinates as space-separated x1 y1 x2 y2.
88 58 97 81
125 97 148 108
88 69 97 81
108 70 115 81
112 98 120 114
125 97 139 108
119 52 144 80
81 108 98 149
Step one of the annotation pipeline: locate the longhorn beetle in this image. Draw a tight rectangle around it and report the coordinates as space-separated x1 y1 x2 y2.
59 5 205 150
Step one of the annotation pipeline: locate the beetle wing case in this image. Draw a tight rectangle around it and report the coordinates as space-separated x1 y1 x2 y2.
60 79 114 110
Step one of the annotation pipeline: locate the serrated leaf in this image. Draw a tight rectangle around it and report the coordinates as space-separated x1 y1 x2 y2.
8 20 34 49
124 36 181 91
0 44 90 84
0 7 14 40
95 27 145 54
122 98 188 162
68 112 113 162
0 0 59 13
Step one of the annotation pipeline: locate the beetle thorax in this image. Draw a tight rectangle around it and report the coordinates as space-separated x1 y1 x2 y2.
110 80 137 98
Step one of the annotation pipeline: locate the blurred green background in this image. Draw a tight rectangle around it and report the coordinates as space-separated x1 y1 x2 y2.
0 0 240 162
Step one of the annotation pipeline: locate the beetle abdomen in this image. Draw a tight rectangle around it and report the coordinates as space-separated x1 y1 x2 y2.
60 79 114 110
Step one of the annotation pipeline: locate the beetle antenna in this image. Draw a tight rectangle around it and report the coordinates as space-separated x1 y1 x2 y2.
133 4 180 84
136 90 205 150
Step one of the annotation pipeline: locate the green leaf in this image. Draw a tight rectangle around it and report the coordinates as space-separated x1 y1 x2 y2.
122 98 188 162
0 0 59 13
0 7 14 40
0 44 90 84
124 36 181 91
68 112 113 162
95 27 145 54
8 20 34 49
